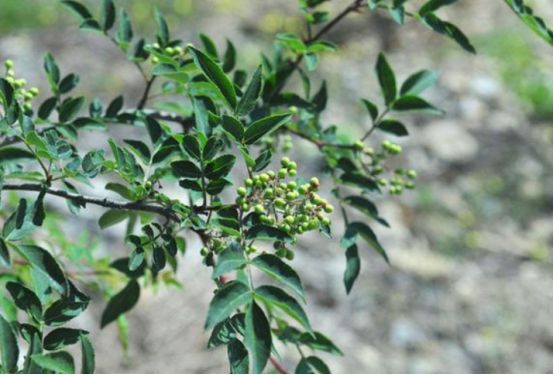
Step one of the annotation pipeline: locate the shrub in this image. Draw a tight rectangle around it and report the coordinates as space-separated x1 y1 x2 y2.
0 0 550 373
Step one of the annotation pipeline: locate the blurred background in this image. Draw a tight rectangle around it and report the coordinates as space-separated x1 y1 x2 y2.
0 0 552 373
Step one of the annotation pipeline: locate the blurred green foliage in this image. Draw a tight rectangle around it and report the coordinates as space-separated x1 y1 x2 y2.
480 29 553 119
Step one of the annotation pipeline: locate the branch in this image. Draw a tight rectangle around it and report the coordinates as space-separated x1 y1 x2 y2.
137 77 157 110
286 126 357 150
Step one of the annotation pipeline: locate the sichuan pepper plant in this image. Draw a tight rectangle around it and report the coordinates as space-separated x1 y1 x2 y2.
0 0 551 373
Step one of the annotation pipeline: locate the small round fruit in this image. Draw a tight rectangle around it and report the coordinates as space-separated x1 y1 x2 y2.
309 177 320 189
280 157 290 167
237 187 247 196
353 140 364 151
4 59 14 69
407 169 417 179
255 204 265 214
275 198 286 208
285 249 295 260
245 178 254 187
324 204 334 213
288 169 297 177
285 215 295 225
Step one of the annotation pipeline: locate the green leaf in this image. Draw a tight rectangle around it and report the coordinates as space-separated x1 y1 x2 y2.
0 313 18 373
421 14 476 53
254 285 311 331
6 281 42 322
222 39 237 73
23 332 42 373
59 73 80 94
205 281 251 329
43 52 60 89
116 9 133 46
145 116 163 145
236 66 263 116
38 97 58 119
392 95 444 113
295 356 331 373
128 247 145 272
341 222 389 264
101 280 140 328
419 0 458 15
339 172 380 192
154 7 170 45
204 154 236 180
342 196 386 224
298 331 343 355
361 99 379 122
61 0 93 20
243 113 291 144
44 328 87 351
98 209 129 229
188 46 237 109
212 243 246 279
244 302 271 374
0 239 9 267
100 0 116 31
44 298 89 326
80 333 95 374
59 96 85 122
400 69 438 95
375 52 396 105
199 33 219 59
0 147 35 165
105 182 134 200
251 254 305 300
343 245 360 294
221 115 244 142
246 225 291 243
105 95 124 117
228 339 249 374
17 245 68 295
208 313 245 348
389 5 405 24
376 119 408 136
32 351 75 374
124 139 151 163
181 134 201 160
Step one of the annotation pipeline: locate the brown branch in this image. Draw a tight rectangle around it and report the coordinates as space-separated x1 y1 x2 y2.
137 77 157 110
1 183 222 221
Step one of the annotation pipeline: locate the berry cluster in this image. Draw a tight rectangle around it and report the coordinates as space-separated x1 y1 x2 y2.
145 43 186 64
3 59 39 112
235 157 334 259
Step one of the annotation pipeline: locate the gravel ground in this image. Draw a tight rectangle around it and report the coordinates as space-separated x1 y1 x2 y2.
0 0 552 373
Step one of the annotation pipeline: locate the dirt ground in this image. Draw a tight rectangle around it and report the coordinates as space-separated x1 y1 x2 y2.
0 0 552 373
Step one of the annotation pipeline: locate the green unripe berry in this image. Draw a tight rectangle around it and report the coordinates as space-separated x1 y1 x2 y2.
285 216 295 225
288 168 297 177
278 168 288 178
276 248 287 258
29 87 39 96
151 56 160 64
287 181 297 190
405 181 415 189
285 249 295 260
281 224 291 232
310 177 320 189
305 203 314 211
24 91 33 100
237 187 247 196
377 178 387 186
267 170 276 178
165 47 175 55
23 103 32 111
298 185 308 194
309 219 319 230
152 42 160 49
353 140 364 151
255 204 265 214
289 105 298 114
286 192 296 201
264 188 274 198
281 157 290 167
245 178 254 187
407 169 417 179
324 204 334 213
372 166 384 175
260 173 270 182
275 198 286 208
4 59 14 69
6 77 14 85
241 202 249 211
260 214 270 223
15 78 26 88
288 161 297 170
364 147 374 155
321 217 331 226
247 245 257 254
6 69 14 77
175 46 184 55
200 246 209 256
301 222 309 230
